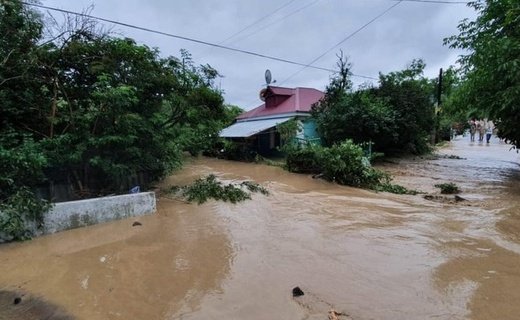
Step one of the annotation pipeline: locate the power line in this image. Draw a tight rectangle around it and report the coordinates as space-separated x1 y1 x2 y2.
231 0 323 45
280 1 402 85
22 1 346 74
217 0 298 45
197 0 310 60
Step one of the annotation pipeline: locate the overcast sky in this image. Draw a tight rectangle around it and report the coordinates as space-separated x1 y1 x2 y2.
41 0 476 110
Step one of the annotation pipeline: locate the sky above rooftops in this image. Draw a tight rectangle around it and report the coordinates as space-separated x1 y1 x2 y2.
41 0 476 110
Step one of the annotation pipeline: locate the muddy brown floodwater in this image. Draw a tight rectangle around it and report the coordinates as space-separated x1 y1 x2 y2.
1 135 519 320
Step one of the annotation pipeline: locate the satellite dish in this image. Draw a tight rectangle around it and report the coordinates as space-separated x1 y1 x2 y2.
265 69 272 85
259 88 268 101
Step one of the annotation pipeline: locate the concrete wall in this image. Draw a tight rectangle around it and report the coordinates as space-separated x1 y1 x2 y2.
42 192 156 234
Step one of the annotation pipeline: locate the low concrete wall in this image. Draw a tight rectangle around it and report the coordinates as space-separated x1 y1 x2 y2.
42 192 156 234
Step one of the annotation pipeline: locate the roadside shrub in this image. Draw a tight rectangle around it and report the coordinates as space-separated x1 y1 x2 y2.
0 135 51 242
285 140 385 188
318 140 378 187
435 182 460 194
286 145 322 173
0 188 51 241
285 140 416 193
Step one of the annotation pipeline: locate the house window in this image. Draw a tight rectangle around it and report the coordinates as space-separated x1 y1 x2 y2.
269 129 275 149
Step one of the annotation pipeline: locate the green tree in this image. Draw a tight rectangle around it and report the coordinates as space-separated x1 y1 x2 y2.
445 0 520 147
38 34 227 193
313 55 434 154
436 67 471 138
375 59 435 154
312 53 397 150
0 1 50 240
0 1 229 240
0 0 45 134
312 89 398 150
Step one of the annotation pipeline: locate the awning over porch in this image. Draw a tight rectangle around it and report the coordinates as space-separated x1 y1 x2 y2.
219 117 293 138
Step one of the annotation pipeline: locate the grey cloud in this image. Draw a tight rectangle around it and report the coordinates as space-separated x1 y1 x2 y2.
42 0 476 109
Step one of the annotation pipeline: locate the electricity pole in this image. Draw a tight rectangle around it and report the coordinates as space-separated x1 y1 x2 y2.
432 68 443 144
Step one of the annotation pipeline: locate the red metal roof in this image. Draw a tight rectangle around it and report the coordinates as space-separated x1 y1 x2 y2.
237 86 325 120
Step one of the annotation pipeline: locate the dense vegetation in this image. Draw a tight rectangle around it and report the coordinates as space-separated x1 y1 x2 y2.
0 2 234 240
285 140 416 194
311 54 439 155
444 0 520 148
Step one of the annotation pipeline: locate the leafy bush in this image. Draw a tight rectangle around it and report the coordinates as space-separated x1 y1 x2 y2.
285 140 381 187
0 188 51 241
286 145 322 173
318 140 382 187
168 175 269 204
285 140 417 194
435 183 460 194
0 134 51 241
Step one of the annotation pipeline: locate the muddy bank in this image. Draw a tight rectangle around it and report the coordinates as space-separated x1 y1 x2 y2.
1 135 519 319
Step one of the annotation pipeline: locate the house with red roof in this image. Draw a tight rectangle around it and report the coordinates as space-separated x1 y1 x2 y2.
220 86 324 155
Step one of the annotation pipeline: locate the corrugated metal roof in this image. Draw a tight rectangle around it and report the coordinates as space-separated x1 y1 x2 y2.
219 117 293 138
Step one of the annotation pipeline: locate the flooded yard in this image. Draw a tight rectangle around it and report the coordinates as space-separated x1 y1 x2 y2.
1 135 519 320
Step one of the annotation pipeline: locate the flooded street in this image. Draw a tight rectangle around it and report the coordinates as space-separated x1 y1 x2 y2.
1 135 519 320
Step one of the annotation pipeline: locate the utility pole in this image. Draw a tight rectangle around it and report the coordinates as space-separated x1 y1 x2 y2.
437 68 443 107
431 68 443 144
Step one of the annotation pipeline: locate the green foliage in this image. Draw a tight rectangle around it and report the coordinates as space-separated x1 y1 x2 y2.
0 0 45 132
0 132 46 197
285 144 322 173
168 174 269 204
285 140 380 188
0 187 51 241
182 175 250 204
222 104 245 124
375 59 435 154
435 67 469 139
285 140 416 194
318 140 382 187
0 131 51 241
435 182 460 194
312 55 435 155
0 2 231 240
445 0 520 148
1 2 228 193
312 89 398 150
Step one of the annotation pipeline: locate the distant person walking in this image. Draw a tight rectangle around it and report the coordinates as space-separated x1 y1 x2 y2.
476 120 485 142
469 119 476 142
486 120 494 143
